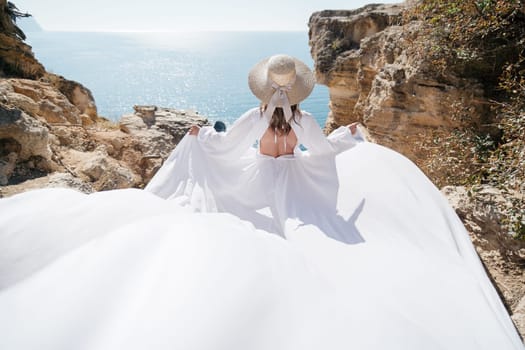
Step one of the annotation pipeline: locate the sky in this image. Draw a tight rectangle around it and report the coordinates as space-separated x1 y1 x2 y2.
13 0 392 32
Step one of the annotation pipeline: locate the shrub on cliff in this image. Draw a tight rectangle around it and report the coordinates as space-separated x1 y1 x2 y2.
0 1 44 79
405 0 525 238
0 0 30 40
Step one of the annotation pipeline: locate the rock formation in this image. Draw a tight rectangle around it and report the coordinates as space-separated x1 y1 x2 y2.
309 2 525 336
91 106 207 187
0 79 208 194
0 2 208 196
309 4 491 185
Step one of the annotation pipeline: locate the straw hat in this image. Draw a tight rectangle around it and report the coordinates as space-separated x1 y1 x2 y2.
248 54 315 106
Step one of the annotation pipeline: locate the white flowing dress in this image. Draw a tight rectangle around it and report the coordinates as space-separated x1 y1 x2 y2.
0 107 523 350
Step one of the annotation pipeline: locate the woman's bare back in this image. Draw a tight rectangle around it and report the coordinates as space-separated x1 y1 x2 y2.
259 127 298 158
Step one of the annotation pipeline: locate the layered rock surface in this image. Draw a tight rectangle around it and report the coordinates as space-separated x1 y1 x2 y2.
309 4 489 181
0 82 207 195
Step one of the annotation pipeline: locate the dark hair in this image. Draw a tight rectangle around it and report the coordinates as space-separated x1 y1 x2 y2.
260 104 301 136
213 121 227 132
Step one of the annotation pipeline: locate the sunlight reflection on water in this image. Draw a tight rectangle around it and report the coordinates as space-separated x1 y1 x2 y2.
25 31 330 126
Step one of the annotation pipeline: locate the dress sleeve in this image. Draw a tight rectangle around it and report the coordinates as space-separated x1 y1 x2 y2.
196 107 266 160
299 112 366 156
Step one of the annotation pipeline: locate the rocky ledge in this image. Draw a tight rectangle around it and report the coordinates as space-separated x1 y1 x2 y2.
0 79 207 196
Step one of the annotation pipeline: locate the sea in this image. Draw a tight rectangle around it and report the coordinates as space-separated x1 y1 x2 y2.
22 30 330 126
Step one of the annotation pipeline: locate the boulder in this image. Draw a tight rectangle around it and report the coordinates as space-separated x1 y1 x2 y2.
111 106 208 184
44 73 98 121
0 103 54 184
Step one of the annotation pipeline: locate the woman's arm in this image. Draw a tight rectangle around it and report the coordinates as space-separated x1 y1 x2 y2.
348 122 359 135
300 113 366 156
188 125 200 136
189 107 267 159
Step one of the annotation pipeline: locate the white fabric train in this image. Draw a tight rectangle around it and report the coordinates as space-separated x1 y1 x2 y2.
0 108 523 349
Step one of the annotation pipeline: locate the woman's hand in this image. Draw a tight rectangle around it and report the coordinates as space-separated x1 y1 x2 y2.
347 122 359 135
188 125 200 136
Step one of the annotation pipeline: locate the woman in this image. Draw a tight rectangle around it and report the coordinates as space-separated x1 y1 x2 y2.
146 54 366 240
189 54 360 155
0 55 523 349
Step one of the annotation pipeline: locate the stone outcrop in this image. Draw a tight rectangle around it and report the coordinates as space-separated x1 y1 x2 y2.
0 80 208 194
45 73 98 123
0 76 102 188
2 78 85 124
0 103 54 185
91 106 207 186
308 4 490 183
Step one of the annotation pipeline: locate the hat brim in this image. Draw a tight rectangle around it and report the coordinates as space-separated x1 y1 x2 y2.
248 56 316 106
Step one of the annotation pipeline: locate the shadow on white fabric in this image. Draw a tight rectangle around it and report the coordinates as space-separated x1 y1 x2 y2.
0 110 523 349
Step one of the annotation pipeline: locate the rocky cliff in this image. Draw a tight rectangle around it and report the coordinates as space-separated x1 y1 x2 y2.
309 3 494 185
309 0 525 336
0 1 208 196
